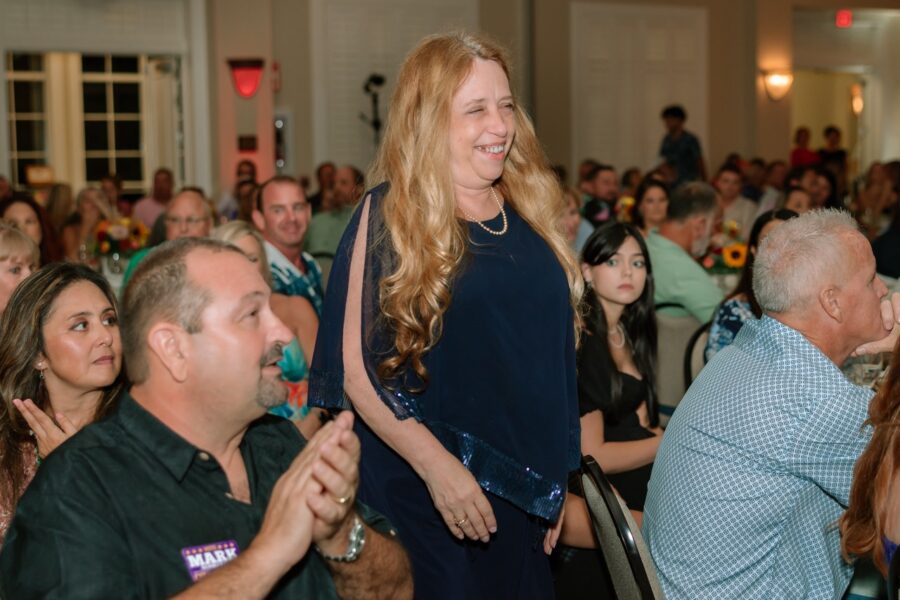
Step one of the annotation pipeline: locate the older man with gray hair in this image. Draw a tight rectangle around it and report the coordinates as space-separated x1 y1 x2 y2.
642 209 899 599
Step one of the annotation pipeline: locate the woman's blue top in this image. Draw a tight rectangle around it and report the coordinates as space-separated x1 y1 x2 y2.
308 183 580 521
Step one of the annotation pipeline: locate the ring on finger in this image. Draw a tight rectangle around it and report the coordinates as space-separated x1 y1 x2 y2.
333 493 352 505
454 517 469 528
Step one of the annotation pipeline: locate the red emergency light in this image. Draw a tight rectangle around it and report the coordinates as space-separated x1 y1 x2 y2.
227 59 265 99
835 10 853 28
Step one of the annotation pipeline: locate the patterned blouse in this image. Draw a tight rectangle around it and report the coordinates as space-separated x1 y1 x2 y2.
704 297 755 362
0 442 38 548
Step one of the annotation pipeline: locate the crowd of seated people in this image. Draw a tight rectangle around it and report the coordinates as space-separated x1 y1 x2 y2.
0 37 898 599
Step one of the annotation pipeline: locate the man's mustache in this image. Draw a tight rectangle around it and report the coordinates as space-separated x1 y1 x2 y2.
260 342 284 368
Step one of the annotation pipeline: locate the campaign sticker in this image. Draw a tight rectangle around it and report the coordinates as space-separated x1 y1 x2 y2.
181 539 240 582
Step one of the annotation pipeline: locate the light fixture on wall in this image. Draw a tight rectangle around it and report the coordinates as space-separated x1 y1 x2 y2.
227 59 265 99
761 70 793 101
850 83 864 116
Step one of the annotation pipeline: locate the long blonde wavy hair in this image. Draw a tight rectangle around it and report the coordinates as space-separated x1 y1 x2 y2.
369 31 582 386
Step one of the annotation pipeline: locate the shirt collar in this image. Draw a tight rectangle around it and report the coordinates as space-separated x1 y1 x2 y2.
264 240 311 277
115 392 203 482
745 316 848 381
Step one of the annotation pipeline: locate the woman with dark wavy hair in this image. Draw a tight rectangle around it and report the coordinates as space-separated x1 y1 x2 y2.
633 177 669 237
576 222 660 503
0 263 125 546
841 343 900 577
554 221 660 598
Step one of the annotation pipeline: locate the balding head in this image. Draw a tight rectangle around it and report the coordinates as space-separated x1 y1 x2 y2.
165 190 212 241
122 238 245 383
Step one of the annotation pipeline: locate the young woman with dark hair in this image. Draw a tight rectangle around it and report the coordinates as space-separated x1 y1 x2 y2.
577 221 660 503
704 208 798 361
553 222 661 598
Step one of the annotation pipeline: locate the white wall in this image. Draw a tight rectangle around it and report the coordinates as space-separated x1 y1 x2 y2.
309 0 478 172
569 2 708 175
792 9 900 166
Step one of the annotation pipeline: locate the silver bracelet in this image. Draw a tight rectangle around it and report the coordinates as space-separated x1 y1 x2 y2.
315 515 366 563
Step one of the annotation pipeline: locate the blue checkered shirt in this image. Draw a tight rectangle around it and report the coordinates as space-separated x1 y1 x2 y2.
642 316 873 599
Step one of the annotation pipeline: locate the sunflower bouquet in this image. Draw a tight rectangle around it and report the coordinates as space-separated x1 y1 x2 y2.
701 219 748 274
95 217 149 257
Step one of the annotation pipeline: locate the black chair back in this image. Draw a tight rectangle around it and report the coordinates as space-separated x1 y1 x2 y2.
580 455 663 600
889 548 900 600
683 320 711 389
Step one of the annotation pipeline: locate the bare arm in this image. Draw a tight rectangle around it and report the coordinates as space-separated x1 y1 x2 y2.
270 293 318 361
324 526 413 600
61 224 81 262
270 292 327 438
342 197 496 543
580 409 661 475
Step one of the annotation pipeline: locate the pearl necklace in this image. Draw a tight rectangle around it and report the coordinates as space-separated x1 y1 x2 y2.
460 187 508 236
609 322 627 349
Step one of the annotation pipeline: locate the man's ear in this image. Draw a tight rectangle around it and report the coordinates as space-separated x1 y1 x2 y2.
145 323 191 383
690 214 707 238
251 208 266 232
818 286 843 323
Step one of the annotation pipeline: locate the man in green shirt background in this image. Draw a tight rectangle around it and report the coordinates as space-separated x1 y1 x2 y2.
645 181 724 323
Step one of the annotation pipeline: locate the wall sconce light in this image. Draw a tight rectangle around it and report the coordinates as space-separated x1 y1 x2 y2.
850 83 864 115
762 70 793 101
227 59 265 99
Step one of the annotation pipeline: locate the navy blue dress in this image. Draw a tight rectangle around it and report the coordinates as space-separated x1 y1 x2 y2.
309 184 579 599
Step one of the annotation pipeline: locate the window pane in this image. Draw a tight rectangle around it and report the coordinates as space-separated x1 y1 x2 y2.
84 121 109 151
17 158 46 187
115 157 142 182
85 157 110 182
82 82 107 113
114 120 141 150
13 81 44 113
14 120 45 152
81 54 106 73
111 56 139 73
11 53 43 72
113 83 140 113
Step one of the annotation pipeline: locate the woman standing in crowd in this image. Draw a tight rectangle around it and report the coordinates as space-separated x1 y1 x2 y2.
554 222 661 598
0 223 38 315
841 343 900 577
44 183 74 237
309 32 582 598
633 178 669 238
0 194 62 265
705 208 798 361
0 263 125 545
212 221 324 438
60 187 116 262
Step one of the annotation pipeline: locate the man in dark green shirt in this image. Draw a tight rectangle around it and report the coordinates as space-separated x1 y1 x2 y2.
0 238 412 599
